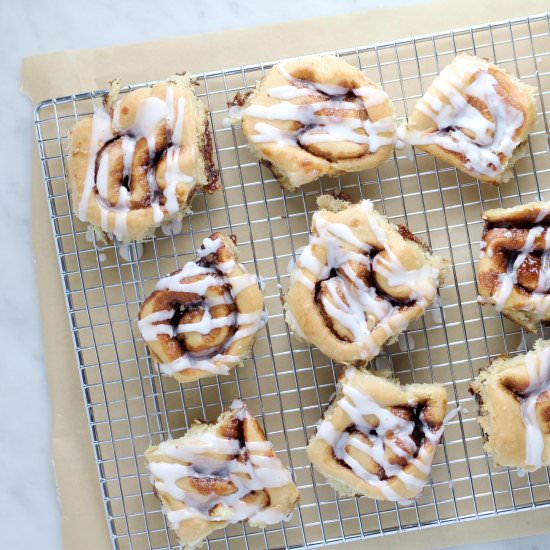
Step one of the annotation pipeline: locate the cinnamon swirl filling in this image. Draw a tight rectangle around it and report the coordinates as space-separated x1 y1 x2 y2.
68 75 219 242
307 367 449 501
237 55 396 190
138 233 265 383
478 201 550 333
398 53 536 185
146 400 299 548
285 195 447 364
470 339 550 470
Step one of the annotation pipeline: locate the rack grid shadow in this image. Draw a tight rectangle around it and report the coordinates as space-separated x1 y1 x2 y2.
34 12 550 550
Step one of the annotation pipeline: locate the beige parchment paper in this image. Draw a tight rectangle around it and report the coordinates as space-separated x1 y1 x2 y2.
22 1 550 548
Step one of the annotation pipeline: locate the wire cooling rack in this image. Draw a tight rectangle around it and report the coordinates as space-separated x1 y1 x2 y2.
34 12 550 550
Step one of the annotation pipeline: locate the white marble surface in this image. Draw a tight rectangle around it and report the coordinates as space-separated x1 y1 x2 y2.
2 0 548 548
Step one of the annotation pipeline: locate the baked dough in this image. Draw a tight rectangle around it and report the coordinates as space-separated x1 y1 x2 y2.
138 233 265 383
470 339 550 470
238 55 396 190
398 54 537 185
284 195 447 364
146 400 299 549
478 200 550 332
307 367 448 501
68 74 218 242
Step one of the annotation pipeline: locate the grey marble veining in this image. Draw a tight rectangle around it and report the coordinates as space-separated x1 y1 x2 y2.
1 0 547 548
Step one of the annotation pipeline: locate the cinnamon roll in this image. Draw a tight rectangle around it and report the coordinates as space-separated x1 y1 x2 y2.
470 339 550 470
237 55 396 191
146 400 299 549
68 75 218 242
284 195 447 364
138 233 265 383
307 367 448 501
398 54 537 185
478 201 550 333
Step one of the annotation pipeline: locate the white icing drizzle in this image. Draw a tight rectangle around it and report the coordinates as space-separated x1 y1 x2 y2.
177 310 235 335
535 208 549 223
172 96 186 146
316 368 445 500
398 333 416 352
230 272 260 297
248 122 296 145
246 440 273 452
164 147 194 215
131 96 167 154
218 259 236 274
77 85 196 239
161 217 183 236
244 61 394 152
198 236 224 257
267 85 315 100
431 294 443 324
399 55 525 179
374 354 393 372
236 311 265 325
155 263 219 295
138 235 265 376
78 107 113 222
520 345 550 468
138 310 175 341
149 402 294 529
354 86 393 108
290 200 440 357
117 241 144 262
159 353 237 375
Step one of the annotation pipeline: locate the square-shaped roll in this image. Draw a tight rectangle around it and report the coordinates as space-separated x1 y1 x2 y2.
145 400 299 549
307 367 448 501
470 339 550 470
399 54 536 185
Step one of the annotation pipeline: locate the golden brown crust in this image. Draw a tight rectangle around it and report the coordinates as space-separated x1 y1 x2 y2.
138 232 265 384
470 339 550 470
145 401 299 549
68 74 219 242
307 368 448 500
284 195 447 364
477 201 550 333
400 54 537 185
239 55 396 190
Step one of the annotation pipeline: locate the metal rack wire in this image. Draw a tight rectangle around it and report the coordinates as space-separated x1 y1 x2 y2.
34 13 550 550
